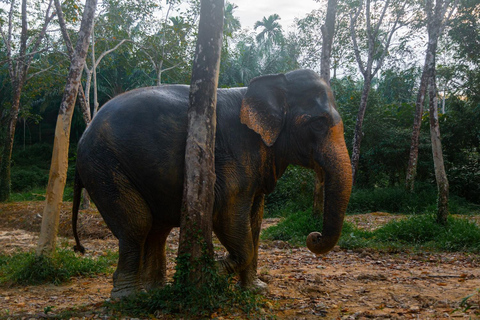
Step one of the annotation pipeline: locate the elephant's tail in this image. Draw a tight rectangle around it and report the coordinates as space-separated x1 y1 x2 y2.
72 168 86 254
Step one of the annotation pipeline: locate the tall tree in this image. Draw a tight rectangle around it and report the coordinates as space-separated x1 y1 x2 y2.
313 0 338 217
0 0 55 201
405 0 458 204
177 0 224 286
36 0 97 257
348 0 406 183
254 14 284 56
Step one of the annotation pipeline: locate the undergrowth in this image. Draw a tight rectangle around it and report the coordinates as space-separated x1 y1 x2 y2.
265 166 478 217
106 276 267 319
0 248 117 285
107 254 268 319
263 210 480 253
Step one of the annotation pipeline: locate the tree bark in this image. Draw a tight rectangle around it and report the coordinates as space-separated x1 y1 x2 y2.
54 0 91 125
177 0 224 287
350 78 371 183
349 0 404 184
313 0 337 217
428 75 449 224
405 53 431 191
36 0 97 257
405 0 457 192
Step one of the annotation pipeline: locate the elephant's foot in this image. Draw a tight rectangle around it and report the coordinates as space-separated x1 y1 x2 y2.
240 277 269 294
111 273 142 299
143 278 166 292
216 258 236 275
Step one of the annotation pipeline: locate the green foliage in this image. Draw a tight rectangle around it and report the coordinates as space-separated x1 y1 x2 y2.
0 248 117 285
262 208 321 244
108 276 265 318
265 165 315 217
347 184 438 214
11 166 49 192
263 210 480 253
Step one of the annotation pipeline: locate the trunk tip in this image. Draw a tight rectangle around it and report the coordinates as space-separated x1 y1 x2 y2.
306 231 337 254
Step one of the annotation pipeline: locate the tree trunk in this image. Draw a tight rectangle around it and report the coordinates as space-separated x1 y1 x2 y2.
36 0 97 257
351 78 371 184
428 75 449 224
314 0 337 217
405 63 430 191
177 0 224 287
54 0 91 125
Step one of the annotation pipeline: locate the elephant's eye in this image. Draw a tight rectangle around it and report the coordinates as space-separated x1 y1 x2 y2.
309 116 329 135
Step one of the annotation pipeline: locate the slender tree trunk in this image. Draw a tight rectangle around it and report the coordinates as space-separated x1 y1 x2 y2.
36 0 97 257
405 63 430 191
54 0 91 125
313 0 337 217
177 0 224 287
428 75 449 224
351 78 371 183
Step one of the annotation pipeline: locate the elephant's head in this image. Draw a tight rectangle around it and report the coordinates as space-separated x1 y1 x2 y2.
241 69 353 254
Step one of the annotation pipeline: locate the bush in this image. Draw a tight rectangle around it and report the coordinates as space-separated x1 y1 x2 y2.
347 184 438 214
11 165 49 192
263 210 480 253
265 165 315 217
108 260 265 318
0 248 117 285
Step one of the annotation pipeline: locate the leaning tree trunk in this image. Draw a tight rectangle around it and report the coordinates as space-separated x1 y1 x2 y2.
177 0 224 287
428 75 449 224
351 78 371 184
313 0 338 217
405 62 430 191
36 0 97 257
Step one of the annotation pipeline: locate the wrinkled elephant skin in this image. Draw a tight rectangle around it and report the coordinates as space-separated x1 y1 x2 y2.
72 69 353 298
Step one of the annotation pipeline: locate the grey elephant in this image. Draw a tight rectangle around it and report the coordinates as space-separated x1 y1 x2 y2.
72 69 353 298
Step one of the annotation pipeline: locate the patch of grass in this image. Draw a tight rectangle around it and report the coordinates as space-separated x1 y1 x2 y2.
262 208 321 245
0 248 117 285
263 210 480 253
9 185 75 202
107 272 267 318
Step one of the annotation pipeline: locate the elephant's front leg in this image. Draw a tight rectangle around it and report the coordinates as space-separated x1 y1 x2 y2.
239 194 268 293
214 195 267 293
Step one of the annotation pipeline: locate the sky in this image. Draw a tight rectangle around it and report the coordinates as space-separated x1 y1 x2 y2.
230 0 320 31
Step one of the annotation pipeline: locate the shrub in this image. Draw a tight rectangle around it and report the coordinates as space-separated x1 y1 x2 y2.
0 248 117 285
265 165 315 217
263 210 480 253
11 165 49 192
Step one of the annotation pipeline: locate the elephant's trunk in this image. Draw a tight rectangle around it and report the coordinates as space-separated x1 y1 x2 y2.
306 121 352 254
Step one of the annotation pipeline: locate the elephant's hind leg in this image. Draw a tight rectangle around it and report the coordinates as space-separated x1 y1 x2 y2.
89 174 152 299
141 226 172 291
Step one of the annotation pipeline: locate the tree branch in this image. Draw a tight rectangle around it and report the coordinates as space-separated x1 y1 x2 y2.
94 39 129 68
26 65 54 81
350 3 366 76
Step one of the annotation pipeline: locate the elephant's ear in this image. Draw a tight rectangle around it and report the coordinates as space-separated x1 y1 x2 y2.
240 74 288 147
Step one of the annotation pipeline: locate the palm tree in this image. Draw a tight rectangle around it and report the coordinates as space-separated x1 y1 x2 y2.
254 14 284 55
224 2 241 38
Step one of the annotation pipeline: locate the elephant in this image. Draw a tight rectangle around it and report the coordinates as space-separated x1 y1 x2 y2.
72 69 353 299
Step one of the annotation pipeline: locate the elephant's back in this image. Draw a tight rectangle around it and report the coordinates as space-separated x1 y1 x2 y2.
77 85 191 218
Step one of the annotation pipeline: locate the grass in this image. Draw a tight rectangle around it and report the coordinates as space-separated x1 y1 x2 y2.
107 278 267 319
0 248 117 286
9 185 74 202
263 210 480 253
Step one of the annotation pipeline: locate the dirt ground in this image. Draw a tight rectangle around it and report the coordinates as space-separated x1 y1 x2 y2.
1 202 480 319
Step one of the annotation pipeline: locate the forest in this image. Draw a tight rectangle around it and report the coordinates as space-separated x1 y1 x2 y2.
1 0 480 318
